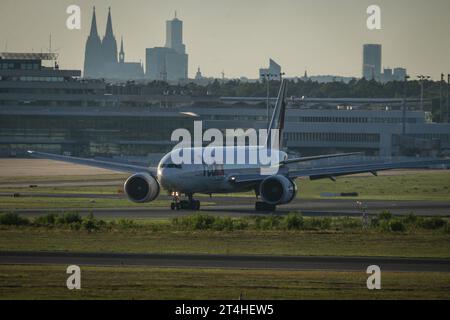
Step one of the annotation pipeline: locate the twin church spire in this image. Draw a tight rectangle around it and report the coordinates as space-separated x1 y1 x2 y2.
101 7 118 68
89 6 99 38
84 7 124 78
88 7 115 41
104 7 114 40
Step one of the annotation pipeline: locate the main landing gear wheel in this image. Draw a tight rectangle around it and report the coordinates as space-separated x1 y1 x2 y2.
170 193 200 211
255 201 276 212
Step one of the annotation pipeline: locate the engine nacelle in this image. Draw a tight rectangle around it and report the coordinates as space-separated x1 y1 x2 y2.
259 175 297 205
124 173 160 203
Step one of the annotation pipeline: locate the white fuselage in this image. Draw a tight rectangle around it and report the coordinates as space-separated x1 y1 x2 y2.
156 146 287 194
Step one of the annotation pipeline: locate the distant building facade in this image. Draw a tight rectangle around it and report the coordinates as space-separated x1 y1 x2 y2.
193 67 214 85
393 68 407 81
362 44 407 83
146 14 188 82
362 44 382 81
116 37 144 79
83 7 144 80
195 67 203 81
259 59 282 81
382 68 393 82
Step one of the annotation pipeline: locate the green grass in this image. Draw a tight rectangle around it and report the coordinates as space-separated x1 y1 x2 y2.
0 265 449 300
1 212 448 258
0 226 448 258
0 185 125 195
297 171 450 201
0 185 245 197
0 174 127 184
0 197 173 209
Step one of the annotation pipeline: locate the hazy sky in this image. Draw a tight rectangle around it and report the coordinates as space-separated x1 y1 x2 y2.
0 0 449 79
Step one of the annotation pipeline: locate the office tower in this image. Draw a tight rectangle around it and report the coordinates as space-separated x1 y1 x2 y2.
146 13 188 81
393 68 407 81
362 44 382 81
165 12 186 55
259 59 282 81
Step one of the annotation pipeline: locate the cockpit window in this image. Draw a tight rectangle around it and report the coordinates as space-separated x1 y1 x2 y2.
161 163 182 169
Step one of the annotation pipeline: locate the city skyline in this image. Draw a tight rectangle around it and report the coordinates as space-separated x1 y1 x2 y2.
0 0 449 80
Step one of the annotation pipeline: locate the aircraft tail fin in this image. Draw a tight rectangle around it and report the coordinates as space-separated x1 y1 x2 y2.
265 79 288 150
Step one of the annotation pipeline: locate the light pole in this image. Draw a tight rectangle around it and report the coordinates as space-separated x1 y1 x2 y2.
357 201 368 229
440 73 445 123
447 74 450 123
417 75 430 111
402 75 410 135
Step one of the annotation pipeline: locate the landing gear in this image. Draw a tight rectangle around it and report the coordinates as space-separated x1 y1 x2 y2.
170 192 200 210
255 201 276 212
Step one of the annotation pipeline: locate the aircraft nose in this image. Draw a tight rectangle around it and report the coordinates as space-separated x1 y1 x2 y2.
158 168 175 188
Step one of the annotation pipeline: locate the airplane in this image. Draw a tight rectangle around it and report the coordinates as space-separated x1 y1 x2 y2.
28 80 450 212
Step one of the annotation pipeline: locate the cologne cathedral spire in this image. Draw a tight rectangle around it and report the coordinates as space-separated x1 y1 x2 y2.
83 6 103 78
89 6 99 37
101 7 118 73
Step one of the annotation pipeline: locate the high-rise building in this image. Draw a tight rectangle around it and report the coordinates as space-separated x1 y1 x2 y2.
165 12 186 55
362 44 382 81
259 59 282 81
393 67 407 81
382 68 393 83
146 13 188 81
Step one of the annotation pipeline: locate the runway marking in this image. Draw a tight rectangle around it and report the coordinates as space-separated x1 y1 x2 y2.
1 251 449 273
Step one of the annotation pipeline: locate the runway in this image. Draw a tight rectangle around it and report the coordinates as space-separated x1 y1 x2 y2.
1 251 449 272
1 160 449 217
6 195 450 218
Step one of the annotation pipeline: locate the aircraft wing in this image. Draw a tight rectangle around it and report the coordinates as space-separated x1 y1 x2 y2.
27 151 154 174
280 152 362 165
288 158 450 180
229 158 450 184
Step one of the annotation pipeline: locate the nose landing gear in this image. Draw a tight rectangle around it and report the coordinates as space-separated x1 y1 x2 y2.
170 192 201 210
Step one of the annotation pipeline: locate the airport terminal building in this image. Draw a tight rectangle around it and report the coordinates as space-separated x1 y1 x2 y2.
1 53 449 161
0 53 193 158
191 106 449 157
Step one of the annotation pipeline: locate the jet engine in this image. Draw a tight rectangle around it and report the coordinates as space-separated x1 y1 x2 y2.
124 173 160 203
259 175 297 205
